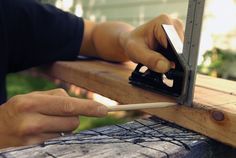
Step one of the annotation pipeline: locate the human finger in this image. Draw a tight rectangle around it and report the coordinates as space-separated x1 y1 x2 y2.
18 114 80 135
126 41 171 73
23 133 62 146
29 88 69 97
15 95 108 117
153 14 174 48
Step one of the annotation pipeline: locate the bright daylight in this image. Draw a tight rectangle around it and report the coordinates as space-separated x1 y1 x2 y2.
0 0 236 157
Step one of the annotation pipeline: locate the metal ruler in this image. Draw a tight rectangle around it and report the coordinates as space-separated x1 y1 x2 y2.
181 0 206 106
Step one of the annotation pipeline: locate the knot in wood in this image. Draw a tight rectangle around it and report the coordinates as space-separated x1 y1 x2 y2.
212 111 225 122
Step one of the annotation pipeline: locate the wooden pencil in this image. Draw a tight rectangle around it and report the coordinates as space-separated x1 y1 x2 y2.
107 102 177 112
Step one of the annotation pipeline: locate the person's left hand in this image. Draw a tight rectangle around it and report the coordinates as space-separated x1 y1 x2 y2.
119 14 184 73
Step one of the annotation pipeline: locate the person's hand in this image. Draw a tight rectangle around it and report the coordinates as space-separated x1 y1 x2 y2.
0 89 108 149
119 14 184 73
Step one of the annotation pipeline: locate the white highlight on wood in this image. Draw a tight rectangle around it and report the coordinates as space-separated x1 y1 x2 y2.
107 102 177 112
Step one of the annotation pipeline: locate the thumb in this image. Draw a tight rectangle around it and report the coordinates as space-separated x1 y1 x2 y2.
128 43 171 73
145 50 171 73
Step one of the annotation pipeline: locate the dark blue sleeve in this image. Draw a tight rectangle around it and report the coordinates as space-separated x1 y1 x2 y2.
1 0 84 72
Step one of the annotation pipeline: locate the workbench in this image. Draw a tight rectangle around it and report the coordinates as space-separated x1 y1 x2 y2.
0 117 235 158
1 60 236 157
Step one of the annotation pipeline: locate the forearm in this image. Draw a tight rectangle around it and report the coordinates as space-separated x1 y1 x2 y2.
80 20 134 62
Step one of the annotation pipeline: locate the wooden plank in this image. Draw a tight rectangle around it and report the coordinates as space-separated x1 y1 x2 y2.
44 60 236 147
1 117 235 157
196 74 236 95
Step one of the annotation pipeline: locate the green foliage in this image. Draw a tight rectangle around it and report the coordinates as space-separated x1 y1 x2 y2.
75 116 128 132
205 48 236 67
199 48 236 78
7 73 57 98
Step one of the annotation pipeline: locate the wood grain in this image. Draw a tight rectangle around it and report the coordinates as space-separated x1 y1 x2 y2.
196 74 236 95
1 117 235 157
45 60 236 147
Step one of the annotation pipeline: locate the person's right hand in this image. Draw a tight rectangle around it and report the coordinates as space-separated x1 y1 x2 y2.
0 89 108 149
119 14 184 73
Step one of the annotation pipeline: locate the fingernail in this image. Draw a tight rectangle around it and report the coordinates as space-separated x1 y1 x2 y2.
157 60 170 73
97 106 108 116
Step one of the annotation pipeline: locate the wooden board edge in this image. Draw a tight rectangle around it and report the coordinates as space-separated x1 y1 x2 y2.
43 61 236 147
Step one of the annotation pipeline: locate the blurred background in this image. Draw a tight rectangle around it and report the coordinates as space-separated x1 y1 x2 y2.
8 0 236 131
